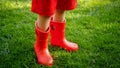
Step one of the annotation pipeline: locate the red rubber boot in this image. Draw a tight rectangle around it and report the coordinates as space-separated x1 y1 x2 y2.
50 21 78 51
34 22 53 66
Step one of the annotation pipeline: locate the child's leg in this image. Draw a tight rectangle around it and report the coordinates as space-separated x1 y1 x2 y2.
50 0 78 51
34 15 53 66
50 9 78 51
53 9 65 22
53 0 77 22
37 15 51 31
32 0 56 66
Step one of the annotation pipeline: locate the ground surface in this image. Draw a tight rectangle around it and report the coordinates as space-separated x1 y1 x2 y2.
0 0 120 68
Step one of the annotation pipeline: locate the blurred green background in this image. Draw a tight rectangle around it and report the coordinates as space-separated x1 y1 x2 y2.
0 0 120 68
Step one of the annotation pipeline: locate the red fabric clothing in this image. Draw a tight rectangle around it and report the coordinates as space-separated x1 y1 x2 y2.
31 0 77 16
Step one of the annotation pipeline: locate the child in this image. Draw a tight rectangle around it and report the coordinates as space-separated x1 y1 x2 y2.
32 0 78 66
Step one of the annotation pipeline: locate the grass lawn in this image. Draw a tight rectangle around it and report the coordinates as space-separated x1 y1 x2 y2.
0 0 120 68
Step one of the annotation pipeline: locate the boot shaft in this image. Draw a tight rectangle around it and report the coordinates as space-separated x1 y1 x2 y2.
35 22 49 49
50 21 66 40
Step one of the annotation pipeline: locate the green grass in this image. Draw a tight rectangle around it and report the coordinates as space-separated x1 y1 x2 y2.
0 0 120 68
